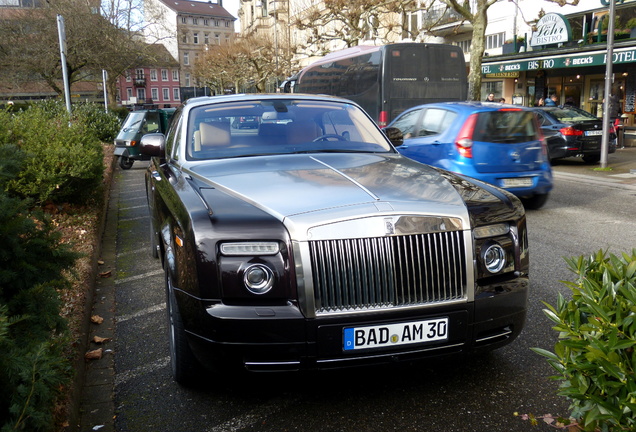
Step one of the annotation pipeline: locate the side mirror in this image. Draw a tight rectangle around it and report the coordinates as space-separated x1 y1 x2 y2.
140 133 166 157
383 127 404 147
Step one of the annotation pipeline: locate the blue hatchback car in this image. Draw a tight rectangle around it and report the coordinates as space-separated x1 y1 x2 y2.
385 101 553 209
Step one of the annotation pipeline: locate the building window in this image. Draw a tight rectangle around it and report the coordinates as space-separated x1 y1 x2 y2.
183 52 189 65
455 39 471 53
150 69 158 81
225 21 229 27
215 33 220 44
163 88 170 100
214 19 219 26
486 32 506 50
182 34 188 43
204 19 209 26
161 69 168 81
172 70 179 81
173 88 180 102
125 70 131 82
137 88 146 100
151 88 159 100
185 73 191 87
204 33 209 44
192 18 198 25
126 88 133 99
181 16 187 24
193 32 199 44
135 69 144 79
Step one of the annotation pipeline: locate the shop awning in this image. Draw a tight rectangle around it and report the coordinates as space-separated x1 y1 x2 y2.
481 45 636 75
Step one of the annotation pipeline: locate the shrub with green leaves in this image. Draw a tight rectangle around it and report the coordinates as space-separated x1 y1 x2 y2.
72 102 121 143
0 145 79 431
534 250 636 432
0 102 104 205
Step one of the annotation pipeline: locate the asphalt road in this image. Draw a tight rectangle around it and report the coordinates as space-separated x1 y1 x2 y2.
78 151 636 432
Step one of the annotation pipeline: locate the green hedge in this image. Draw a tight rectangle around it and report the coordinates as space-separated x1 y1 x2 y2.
0 100 119 205
0 145 79 431
534 250 636 431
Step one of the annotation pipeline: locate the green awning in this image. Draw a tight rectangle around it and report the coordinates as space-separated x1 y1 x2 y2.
481 46 636 75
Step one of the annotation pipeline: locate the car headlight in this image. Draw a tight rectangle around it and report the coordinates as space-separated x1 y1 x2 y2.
474 223 509 239
221 242 280 256
482 243 506 274
243 264 274 294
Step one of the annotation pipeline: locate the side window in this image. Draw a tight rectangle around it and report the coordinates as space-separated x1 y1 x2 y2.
164 110 183 161
391 109 421 139
536 112 549 126
418 108 455 136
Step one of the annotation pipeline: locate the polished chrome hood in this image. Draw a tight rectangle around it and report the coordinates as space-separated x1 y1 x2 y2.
187 153 470 222
189 152 467 213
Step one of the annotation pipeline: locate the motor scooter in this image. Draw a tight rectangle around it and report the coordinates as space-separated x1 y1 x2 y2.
114 108 175 169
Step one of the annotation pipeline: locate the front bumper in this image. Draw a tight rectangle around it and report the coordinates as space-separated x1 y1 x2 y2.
183 276 529 372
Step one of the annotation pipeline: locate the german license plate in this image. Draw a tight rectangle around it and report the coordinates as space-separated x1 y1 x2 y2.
585 130 603 136
343 318 448 351
502 178 533 188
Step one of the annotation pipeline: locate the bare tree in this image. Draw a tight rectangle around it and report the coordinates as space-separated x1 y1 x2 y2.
0 0 171 106
194 34 287 93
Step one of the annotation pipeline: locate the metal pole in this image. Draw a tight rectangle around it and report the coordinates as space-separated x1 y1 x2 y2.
102 69 108 112
57 15 72 116
600 0 616 168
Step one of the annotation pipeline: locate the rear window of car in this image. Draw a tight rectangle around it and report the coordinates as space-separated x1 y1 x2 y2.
547 107 598 123
473 111 538 144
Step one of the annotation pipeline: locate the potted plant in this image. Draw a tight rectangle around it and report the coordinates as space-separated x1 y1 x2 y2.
502 36 525 54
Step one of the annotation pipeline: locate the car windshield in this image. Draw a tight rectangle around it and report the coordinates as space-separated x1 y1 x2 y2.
186 99 394 160
473 110 539 144
547 107 599 123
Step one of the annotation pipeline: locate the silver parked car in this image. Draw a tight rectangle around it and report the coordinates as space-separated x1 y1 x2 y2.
140 93 530 385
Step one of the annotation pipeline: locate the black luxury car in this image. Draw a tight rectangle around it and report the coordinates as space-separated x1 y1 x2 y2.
530 106 616 163
140 93 530 385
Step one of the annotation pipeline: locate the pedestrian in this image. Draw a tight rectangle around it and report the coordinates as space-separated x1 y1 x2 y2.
544 94 558 107
536 97 545 107
499 97 506 103
485 93 495 102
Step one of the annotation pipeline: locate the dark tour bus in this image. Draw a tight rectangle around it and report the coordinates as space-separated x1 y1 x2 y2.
289 43 467 127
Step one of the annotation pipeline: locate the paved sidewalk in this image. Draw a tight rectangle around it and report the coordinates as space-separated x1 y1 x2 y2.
550 147 636 187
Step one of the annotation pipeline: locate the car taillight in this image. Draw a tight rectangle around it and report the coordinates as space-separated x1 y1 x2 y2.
456 113 477 158
560 127 583 136
378 111 389 128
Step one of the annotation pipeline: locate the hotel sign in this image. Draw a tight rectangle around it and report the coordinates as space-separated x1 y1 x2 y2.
530 13 572 47
481 46 636 75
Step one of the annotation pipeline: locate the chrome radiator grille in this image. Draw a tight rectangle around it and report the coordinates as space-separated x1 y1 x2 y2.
310 231 466 314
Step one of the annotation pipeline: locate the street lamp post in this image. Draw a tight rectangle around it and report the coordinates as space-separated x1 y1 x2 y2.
600 0 617 169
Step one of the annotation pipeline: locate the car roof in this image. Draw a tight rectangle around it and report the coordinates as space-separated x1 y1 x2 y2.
182 93 360 109
399 101 533 115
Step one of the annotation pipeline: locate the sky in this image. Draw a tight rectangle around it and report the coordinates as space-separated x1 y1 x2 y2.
222 0 241 31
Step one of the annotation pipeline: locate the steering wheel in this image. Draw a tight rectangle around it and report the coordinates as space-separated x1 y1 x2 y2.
312 134 347 142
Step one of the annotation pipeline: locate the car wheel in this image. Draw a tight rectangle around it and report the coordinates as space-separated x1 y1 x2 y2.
165 270 201 385
582 154 601 164
521 193 549 210
119 156 134 170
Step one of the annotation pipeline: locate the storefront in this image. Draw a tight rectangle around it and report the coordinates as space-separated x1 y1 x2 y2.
481 10 636 125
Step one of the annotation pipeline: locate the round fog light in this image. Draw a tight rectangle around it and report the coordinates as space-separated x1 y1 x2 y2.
483 244 506 273
243 264 274 294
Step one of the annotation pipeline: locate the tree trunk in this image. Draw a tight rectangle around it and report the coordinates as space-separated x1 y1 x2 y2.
467 5 488 101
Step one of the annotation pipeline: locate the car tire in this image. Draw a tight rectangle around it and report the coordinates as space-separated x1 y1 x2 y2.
521 193 549 210
119 156 134 170
165 270 201 385
582 154 601 164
